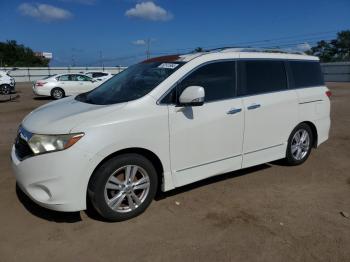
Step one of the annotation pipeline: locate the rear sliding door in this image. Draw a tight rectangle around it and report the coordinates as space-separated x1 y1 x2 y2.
238 60 299 168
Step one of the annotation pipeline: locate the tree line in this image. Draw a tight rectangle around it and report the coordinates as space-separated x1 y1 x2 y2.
0 30 349 67
0 40 49 67
193 30 350 63
306 30 350 62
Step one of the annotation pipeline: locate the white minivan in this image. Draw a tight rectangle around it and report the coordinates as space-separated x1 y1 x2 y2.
12 48 331 221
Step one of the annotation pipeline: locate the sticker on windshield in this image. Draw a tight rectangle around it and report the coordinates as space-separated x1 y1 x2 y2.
158 63 179 69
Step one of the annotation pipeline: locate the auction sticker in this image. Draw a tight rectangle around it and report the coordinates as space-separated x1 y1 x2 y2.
158 63 179 69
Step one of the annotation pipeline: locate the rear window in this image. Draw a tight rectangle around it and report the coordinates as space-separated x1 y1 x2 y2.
93 73 108 78
238 60 287 96
289 61 324 88
58 75 71 81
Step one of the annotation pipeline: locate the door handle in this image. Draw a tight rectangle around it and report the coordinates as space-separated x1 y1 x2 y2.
247 104 261 110
227 108 242 115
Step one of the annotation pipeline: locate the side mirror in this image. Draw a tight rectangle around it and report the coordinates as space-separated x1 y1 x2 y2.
178 86 205 106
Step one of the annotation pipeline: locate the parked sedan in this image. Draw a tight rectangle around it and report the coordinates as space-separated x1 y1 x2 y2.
33 73 100 99
84 71 113 82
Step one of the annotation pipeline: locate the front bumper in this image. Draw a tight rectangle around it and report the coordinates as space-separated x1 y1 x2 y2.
11 145 95 212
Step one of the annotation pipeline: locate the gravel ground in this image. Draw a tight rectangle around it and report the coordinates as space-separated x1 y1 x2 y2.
0 82 349 262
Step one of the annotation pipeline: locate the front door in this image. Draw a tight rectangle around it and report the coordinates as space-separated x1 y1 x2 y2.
168 61 244 187
73 74 96 93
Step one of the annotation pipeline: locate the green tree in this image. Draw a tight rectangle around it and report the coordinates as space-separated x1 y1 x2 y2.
0 40 49 67
193 47 204 53
308 30 350 62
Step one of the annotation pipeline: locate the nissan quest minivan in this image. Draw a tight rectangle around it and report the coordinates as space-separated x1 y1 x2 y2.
11 48 331 221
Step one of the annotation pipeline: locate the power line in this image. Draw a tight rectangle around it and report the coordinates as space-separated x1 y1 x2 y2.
152 29 340 55
82 29 343 66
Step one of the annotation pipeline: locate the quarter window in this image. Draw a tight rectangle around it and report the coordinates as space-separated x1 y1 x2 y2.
178 61 236 102
238 60 287 96
289 61 324 88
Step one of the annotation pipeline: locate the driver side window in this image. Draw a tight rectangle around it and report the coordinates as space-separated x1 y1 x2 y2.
162 61 236 104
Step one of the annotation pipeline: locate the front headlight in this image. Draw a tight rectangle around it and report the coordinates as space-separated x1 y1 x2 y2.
28 133 84 154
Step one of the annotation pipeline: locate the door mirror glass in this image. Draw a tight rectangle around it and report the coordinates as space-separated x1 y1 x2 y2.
178 86 205 106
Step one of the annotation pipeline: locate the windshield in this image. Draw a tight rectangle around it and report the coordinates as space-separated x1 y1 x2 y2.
76 61 184 105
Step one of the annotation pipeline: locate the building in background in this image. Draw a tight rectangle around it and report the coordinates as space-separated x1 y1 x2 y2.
35 52 53 61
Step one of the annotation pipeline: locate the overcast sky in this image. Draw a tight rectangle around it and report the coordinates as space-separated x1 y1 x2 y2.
1 0 350 66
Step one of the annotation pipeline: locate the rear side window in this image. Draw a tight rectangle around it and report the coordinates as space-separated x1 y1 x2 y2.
58 75 71 81
178 61 236 102
238 60 287 96
289 61 324 88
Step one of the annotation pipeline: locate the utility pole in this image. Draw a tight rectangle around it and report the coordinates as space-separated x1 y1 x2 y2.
71 54 76 67
146 38 151 60
99 51 104 70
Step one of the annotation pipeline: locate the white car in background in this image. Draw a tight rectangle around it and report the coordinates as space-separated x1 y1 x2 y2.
0 70 16 95
33 73 100 99
84 71 113 82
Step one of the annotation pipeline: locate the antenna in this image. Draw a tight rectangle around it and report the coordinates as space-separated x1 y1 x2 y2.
100 51 104 70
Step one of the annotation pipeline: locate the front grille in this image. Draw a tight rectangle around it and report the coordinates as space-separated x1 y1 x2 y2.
15 134 33 160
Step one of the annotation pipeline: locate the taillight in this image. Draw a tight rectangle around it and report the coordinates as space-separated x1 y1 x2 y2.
326 91 332 98
35 81 47 87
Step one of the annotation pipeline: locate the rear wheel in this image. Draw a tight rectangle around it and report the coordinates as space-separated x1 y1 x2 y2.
51 88 65 99
88 154 158 221
285 123 313 165
0 84 11 95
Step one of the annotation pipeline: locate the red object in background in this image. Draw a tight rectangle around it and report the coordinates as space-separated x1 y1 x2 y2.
35 81 46 87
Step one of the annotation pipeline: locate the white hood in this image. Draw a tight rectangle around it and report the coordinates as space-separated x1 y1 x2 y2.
22 96 127 134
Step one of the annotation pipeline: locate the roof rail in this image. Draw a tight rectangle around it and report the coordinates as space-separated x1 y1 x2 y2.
201 47 306 55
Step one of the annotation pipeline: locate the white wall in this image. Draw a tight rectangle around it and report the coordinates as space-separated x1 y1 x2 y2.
1 67 127 82
321 62 350 82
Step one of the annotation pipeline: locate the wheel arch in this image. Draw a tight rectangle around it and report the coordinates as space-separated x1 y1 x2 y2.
298 121 318 148
88 147 164 193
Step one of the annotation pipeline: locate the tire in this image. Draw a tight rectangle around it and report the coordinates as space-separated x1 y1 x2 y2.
88 154 158 221
285 123 313 166
0 84 11 95
51 88 65 100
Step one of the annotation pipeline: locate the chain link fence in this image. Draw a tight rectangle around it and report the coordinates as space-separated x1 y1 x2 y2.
1 66 127 82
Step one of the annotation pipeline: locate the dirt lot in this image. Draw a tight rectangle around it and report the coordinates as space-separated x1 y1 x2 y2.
0 82 349 262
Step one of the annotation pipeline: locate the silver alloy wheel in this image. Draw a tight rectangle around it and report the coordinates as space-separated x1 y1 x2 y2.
52 89 63 99
1 85 10 95
104 165 150 213
291 129 310 161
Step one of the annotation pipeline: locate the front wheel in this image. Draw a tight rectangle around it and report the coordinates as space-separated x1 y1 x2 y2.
285 123 313 166
0 84 11 95
88 154 158 221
